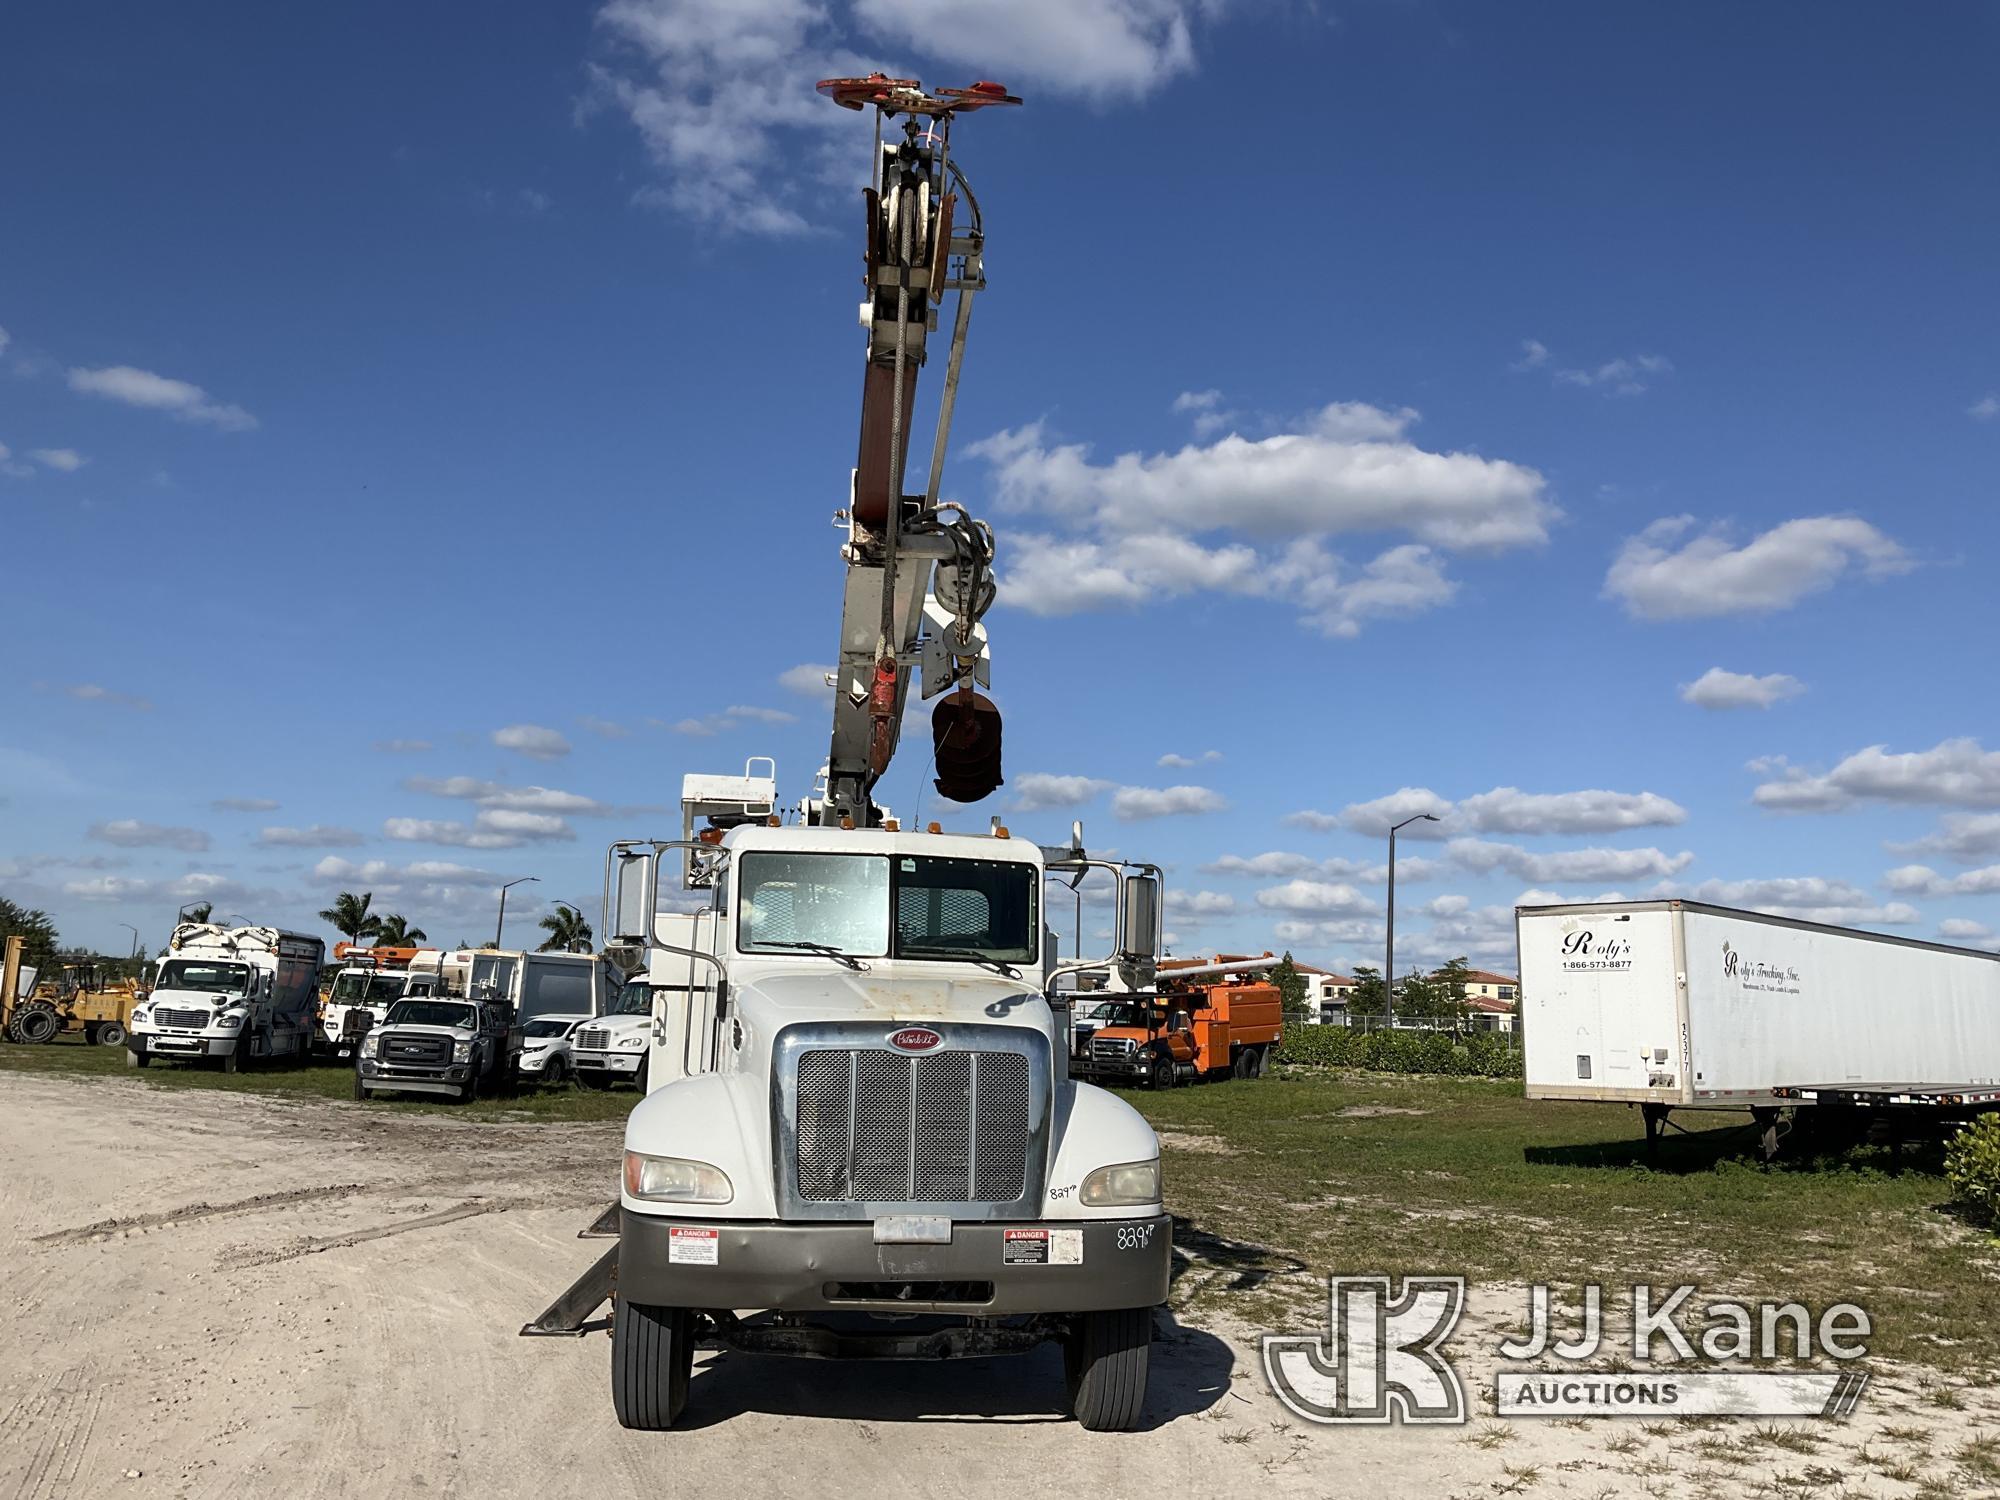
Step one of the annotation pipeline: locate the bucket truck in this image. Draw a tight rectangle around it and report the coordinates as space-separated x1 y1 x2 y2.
525 78 1173 1433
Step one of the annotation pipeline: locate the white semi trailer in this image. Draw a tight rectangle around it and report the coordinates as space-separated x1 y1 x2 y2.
128 923 326 1071
1518 898 2000 1156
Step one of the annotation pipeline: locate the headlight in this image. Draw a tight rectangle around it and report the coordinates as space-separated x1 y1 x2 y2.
452 1039 473 1062
131 1009 149 1024
361 1033 381 1058
623 1152 732 1204
1080 1158 1160 1208
617 1035 646 1051
216 1013 244 1030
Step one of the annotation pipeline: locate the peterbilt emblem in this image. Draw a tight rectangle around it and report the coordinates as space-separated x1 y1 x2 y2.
889 1027 942 1052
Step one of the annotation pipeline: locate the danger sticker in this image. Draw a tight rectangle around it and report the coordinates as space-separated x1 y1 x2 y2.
668 1227 719 1265
1003 1228 1049 1265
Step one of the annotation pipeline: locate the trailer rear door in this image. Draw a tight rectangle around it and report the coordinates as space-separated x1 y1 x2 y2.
1519 906 1686 1102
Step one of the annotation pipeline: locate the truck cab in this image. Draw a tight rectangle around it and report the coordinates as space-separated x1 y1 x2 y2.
318 946 443 1058
571 977 656 1089
599 800 1172 1432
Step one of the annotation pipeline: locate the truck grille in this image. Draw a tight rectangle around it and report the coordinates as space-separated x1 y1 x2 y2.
576 1028 609 1051
384 1035 451 1066
1091 1036 1136 1060
156 1008 209 1029
794 1049 1030 1204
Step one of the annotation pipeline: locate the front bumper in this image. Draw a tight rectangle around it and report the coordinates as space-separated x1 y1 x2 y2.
574 1050 644 1074
617 1209 1171 1316
1073 1049 1155 1084
130 1032 237 1058
359 1059 471 1096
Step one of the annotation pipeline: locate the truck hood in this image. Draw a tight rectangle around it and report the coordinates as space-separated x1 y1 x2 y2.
148 987 244 1007
378 1023 472 1040
733 966 1046 1027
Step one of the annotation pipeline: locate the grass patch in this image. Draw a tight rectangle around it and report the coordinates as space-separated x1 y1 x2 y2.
1135 1070 1996 1370
0 1034 639 1122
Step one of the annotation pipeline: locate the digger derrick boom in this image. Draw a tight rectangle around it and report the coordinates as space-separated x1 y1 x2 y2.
814 76 1018 828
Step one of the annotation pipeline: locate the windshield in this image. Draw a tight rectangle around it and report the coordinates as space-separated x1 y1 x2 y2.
1093 1002 1155 1029
385 1000 477 1029
736 851 1038 964
157 959 251 995
469 954 517 1001
610 981 653 1017
330 972 408 1004
523 1018 576 1039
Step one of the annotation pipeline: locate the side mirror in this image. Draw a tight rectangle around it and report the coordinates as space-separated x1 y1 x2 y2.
612 851 656 946
1117 871 1161 963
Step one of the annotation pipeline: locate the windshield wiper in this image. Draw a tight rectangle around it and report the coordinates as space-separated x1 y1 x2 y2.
900 948 1023 979
756 940 870 972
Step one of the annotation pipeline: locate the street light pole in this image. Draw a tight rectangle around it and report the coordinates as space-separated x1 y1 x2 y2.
1385 813 1440 1026
118 923 139 960
495 877 539 949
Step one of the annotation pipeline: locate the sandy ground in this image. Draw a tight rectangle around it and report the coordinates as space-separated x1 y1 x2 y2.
2 1073 1991 1500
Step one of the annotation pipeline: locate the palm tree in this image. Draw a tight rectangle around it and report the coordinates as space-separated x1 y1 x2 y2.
318 891 381 948
538 906 592 953
372 914 428 947
183 902 214 925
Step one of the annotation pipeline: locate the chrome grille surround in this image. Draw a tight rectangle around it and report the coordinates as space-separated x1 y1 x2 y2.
156 1008 210 1029
772 1021 1049 1223
576 1027 610 1051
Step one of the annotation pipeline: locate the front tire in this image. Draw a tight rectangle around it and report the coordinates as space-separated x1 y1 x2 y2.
1064 1307 1152 1431
611 1298 693 1430
220 1047 241 1075
352 1072 369 1101
126 1048 149 1069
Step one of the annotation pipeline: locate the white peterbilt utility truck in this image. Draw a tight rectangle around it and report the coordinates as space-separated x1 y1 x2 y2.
526 76 1173 1432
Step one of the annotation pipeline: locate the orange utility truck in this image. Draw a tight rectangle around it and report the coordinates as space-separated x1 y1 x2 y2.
1073 954 1283 1088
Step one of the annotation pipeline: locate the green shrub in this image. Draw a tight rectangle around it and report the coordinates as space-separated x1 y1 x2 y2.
1275 1023 1523 1079
1945 1114 2000 1226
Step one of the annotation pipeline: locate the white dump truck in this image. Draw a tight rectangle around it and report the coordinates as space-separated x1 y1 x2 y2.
128 923 325 1071
1519 898 2000 1156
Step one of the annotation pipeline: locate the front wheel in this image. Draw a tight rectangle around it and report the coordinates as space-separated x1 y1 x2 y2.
220 1048 241 1075
353 1073 369 1101
611 1298 693 1430
1064 1307 1152 1431
126 1048 149 1069
542 1056 569 1087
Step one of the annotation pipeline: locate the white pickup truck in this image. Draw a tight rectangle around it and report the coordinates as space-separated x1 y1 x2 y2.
354 996 519 1103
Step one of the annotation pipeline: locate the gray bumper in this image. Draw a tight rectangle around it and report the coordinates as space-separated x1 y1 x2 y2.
617 1209 1171 1316
132 1033 233 1057
360 1061 471 1096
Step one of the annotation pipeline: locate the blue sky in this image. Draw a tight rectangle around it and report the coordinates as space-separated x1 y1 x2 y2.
4 1 1998 974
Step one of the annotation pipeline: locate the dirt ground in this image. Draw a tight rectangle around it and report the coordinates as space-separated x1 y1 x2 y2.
2 1074 1989 1500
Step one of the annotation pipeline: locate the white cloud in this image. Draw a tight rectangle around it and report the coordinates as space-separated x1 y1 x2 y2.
256 825 365 848
31 448 85 472
1605 514 1910 620
670 704 799 736
1457 787 1687 836
1753 738 2000 814
311 856 503 888
211 797 279 813
64 682 152 711
1204 851 1318 879
88 819 209 853
1165 889 1236 916
976 403 1551 637
1201 850 1437 886
1680 667 1805 711
62 871 263 906
1256 880 1375 916
1170 388 1236 437
384 809 576 849
1010 773 1113 811
1449 837 1693 884
1891 813 2000 863
1510 338 1550 372
492 723 572 760
855 0 1200 97
374 738 434 753
1970 394 2000 423
1157 749 1222 769
1940 918 1994 940
67 364 256 430
1330 788 1455 838
779 663 835 697
1110 784 1227 821
1271 917 1383 947
0 325 8 355
1553 352 1673 396
580 715 630 739
1881 864 2000 900
1664 875 1919 928
402 776 608 816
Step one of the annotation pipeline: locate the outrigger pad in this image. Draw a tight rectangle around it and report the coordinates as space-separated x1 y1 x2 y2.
932 691 1004 804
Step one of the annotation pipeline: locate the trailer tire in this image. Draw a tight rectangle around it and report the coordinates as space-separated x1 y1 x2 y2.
1231 1046 1252 1080
97 1021 127 1048
1245 1045 1268 1080
1064 1306 1152 1431
611 1298 693 1430
126 1048 149 1069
